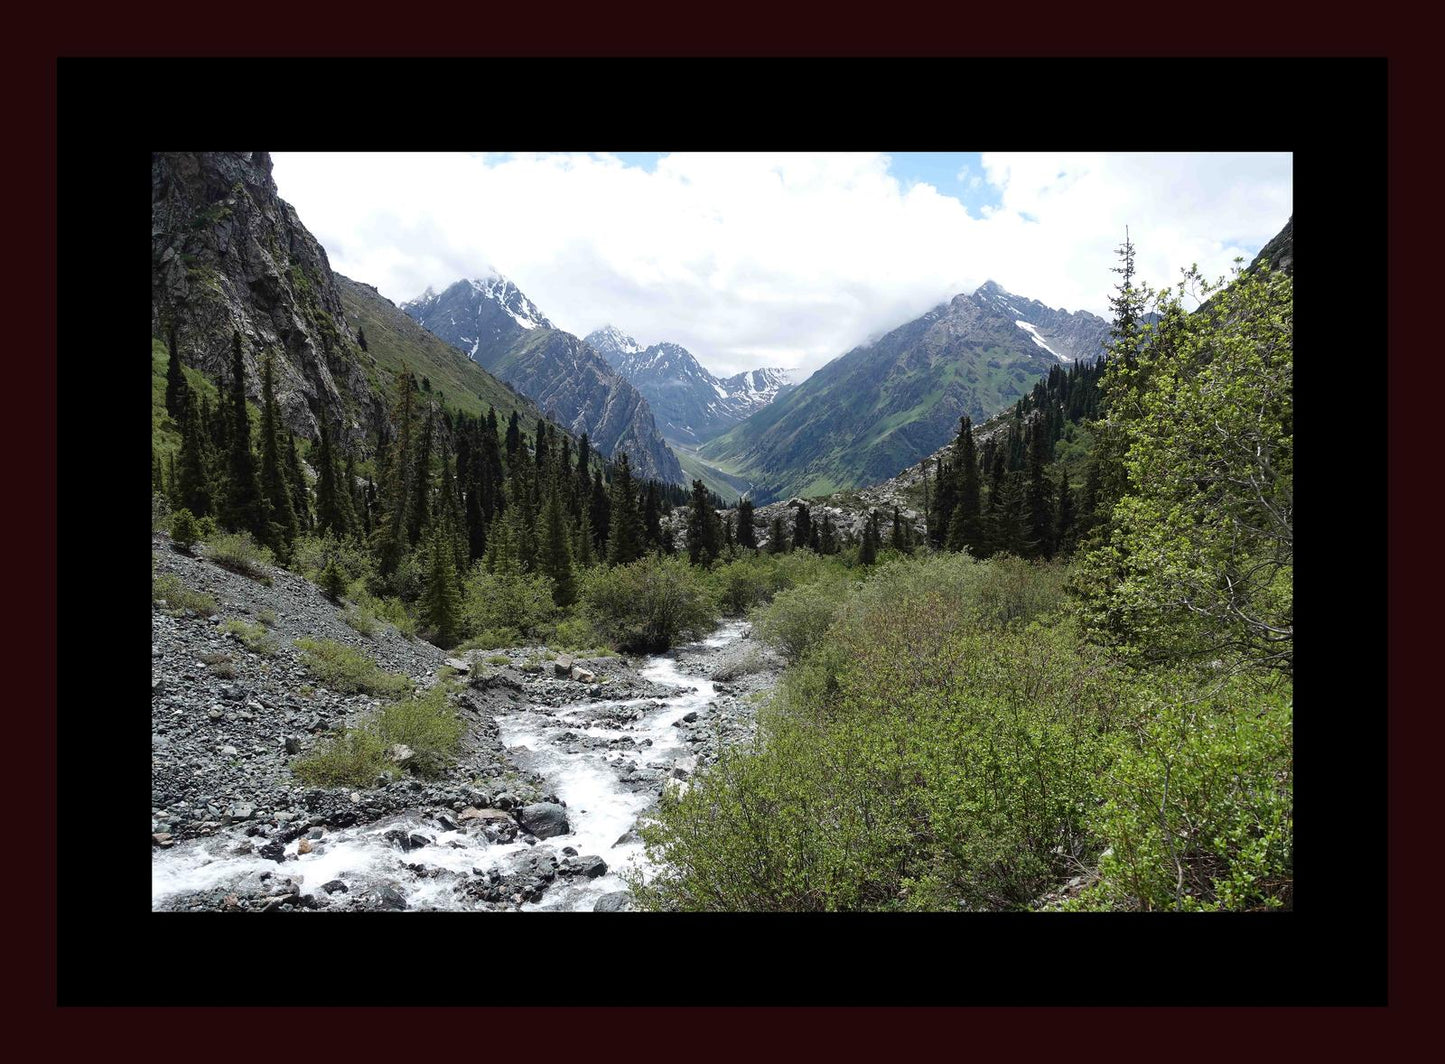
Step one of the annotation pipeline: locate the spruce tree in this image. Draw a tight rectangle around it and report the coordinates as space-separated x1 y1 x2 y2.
420 520 463 646
891 507 910 553
539 475 576 606
591 467 611 554
574 507 596 570
792 504 812 552
1054 470 1077 557
1024 421 1055 559
166 453 178 506
929 456 955 548
644 481 664 552
736 498 757 549
286 435 313 534
258 351 298 557
505 411 523 470
313 420 344 535
605 454 644 566
372 372 415 577
175 389 213 518
818 514 838 555
219 332 268 539
859 511 879 566
165 326 187 420
152 450 165 494
685 479 722 565
407 407 434 547
945 416 983 554
768 512 788 554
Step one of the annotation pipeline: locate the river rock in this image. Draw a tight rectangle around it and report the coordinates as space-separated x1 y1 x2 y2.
553 655 574 678
444 657 470 673
517 802 570 838
373 884 408 910
594 892 635 912
561 855 608 879
570 665 596 683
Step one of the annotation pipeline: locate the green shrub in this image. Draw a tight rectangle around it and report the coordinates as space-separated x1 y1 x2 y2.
343 606 377 637
710 644 770 681
204 533 274 584
152 572 218 616
321 557 348 601
581 554 718 653
485 655 511 666
292 728 391 788
553 615 607 654
750 577 849 664
634 557 1127 912
293 637 411 697
169 508 200 552
152 491 171 534
221 618 278 656
292 533 375 590
374 684 465 778
1076 673 1293 912
462 564 556 642
257 609 278 627
208 660 239 679
458 627 521 652
292 685 464 787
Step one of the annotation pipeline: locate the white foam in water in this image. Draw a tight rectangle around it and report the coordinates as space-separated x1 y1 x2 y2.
152 621 751 912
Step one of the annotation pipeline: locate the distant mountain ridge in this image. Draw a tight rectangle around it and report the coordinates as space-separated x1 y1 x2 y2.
584 325 796 446
402 280 684 484
697 281 1110 503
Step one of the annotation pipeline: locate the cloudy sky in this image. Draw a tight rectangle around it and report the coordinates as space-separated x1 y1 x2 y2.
271 151 1292 380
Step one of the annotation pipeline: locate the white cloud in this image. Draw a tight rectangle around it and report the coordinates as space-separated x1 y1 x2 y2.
271 151 1292 379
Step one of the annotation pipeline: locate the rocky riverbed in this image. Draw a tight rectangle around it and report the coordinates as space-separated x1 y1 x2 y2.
150 535 782 912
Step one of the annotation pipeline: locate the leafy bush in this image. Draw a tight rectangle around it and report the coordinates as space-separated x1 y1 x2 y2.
169 508 200 552
581 554 718 653
1076 673 1293 912
343 605 377 637
292 533 375 590
750 577 849 664
292 728 390 788
462 564 556 643
204 532 274 584
374 684 465 778
152 572 218 616
293 637 411 697
553 615 603 653
152 491 171 534
485 655 511 666
634 556 1127 911
292 684 464 787
221 618 278 656
710 644 771 682
257 609 278 627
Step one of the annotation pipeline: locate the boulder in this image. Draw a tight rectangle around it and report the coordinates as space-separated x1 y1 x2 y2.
444 657 471 673
517 802 571 839
373 884 408 910
570 665 596 684
553 655 574 678
561 855 608 879
458 806 514 825
321 879 348 894
386 743 415 765
594 891 635 912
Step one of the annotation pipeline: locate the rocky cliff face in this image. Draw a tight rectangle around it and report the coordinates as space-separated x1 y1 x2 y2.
404 281 684 484
151 152 381 446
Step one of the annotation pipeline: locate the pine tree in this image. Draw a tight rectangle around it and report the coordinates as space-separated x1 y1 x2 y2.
685 479 722 566
818 514 838 555
736 498 757 549
859 511 879 566
286 435 312 533
219 332 268 538
152 450 164 494
891 506 910 553
723 514 735 548
175 387 213 518
539 475 576 606
314 420 345 535
644 481 664 552
1024 421 1055 559
166 452 178 506
929 456 955 548
372 371 416 577
945 416 982 554
258 351 298 557
420 520 463 646
407 407 434 547
1054 470 1077 557
574 506 596 570
505 411 523 470
792 504 812 552
605 454 645 566
165 325 187 420
768 512 788 555
591 466 611 554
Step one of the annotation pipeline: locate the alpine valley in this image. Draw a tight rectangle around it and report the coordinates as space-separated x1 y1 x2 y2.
149 149 1294 925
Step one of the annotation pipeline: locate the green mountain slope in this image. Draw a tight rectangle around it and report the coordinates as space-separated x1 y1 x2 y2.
335 274 550 429
699 282 1109 503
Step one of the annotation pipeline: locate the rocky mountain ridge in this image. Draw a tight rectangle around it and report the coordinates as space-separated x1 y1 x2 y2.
585 326 796 446
698 280 1110 503
401 280 684 484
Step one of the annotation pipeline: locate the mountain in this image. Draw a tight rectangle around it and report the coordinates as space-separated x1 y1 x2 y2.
332 274 552 429
151 152 559 456
697 281 1109 503
403 282 684 484
584 326 797 446
151 151 384 447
